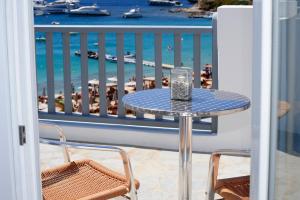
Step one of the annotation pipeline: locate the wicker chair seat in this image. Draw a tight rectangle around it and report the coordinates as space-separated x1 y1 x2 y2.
42 159 140 200
215 175 250 200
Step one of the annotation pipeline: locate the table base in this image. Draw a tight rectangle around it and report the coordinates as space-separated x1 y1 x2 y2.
179 115 193 200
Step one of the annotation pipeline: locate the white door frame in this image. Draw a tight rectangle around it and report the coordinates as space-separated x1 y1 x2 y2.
251 0 273 199
0 0 276 199
0 0 41 199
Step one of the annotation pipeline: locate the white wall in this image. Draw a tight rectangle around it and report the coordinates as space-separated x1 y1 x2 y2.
216 6 253 150
250 0 272 198
0 1 18 197
39 6 254 153
0 0 41 199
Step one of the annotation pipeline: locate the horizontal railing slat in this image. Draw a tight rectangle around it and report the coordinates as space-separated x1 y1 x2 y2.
35 25 212 33
39 112 212 130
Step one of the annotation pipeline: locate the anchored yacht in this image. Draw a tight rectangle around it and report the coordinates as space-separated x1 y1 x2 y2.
148 0 183 7
69 5 110 16
45 0 80 14
123 8 142 18
33 0 47 15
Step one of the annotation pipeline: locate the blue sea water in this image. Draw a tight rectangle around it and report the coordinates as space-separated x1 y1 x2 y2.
35 0 212 95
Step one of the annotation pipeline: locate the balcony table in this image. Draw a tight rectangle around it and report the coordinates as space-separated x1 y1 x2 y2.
122 88 250 200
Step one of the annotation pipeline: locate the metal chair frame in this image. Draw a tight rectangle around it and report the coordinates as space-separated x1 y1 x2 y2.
206 149 251 200
40 122 138 200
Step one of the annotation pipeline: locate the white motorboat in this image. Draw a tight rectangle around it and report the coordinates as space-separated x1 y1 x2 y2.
202 12 213 19
148 0 183 7
34 9 46 16
123 8 142 18
45 0 80 14
35 36 46 42
33 0 47 15
51 21 60 25
33 0 47 9
69 5 110 16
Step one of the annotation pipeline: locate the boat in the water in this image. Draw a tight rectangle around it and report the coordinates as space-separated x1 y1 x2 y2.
188 12 213 19
202 12 213 19
69 4 110 16
75 50 135 63
123 8 142 18
168 7 182 13
124 51 136 59
74 50 174 69
148 0 183 7
35 36 46 42
33 0 48 15
75 50 98 59
45 0 80 14
70 32 79 35
51 21 60 25
34 9 46 16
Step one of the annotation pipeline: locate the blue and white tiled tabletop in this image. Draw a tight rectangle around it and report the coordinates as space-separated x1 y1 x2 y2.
122 88 250 117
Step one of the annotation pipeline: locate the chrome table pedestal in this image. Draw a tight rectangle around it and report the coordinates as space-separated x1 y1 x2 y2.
122 88 250 200
179 115 193 200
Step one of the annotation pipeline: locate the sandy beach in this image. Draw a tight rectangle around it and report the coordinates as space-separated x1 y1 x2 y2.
38 65 212 115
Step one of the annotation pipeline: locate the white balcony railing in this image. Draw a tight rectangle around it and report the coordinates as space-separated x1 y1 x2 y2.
35 20 218 131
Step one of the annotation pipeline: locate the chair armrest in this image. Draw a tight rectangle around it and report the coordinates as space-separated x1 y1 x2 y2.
211 149 251 157
40 138 137 199
39 122 71 162
206 149 250 200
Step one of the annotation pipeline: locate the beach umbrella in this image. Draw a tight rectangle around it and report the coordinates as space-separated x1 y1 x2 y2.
143 77 155 81
39 102 47 111
88 79 99 86
107 77 118 82
106 82 117 87
125 81 136 87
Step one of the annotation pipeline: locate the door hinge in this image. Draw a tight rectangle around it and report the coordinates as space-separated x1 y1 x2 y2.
19 125 26 145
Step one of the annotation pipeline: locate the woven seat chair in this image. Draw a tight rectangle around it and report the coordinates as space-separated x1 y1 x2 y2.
206 150 250 200
40 123 139 200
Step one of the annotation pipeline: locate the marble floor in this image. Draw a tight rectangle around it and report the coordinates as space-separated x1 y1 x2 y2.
40 144 250 200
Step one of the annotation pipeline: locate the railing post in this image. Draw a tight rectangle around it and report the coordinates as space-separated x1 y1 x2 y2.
98 32 107 117
46 32 55 113
135 33 144 119
80 32 89 115
62 32 72 114
193 33 201 88
117 32 125 117
174 33 183 122
174 33 182 67
212 13 219 90
212 13 219 133
154 33 162 89
154 32 163 120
